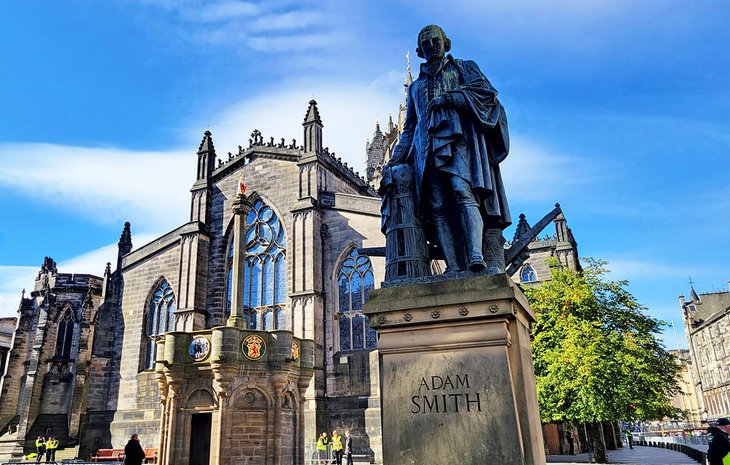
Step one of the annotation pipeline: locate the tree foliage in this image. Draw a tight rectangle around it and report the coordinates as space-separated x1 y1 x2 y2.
525 258 681 424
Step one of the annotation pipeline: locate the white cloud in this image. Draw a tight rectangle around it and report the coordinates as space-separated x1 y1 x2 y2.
0 266 37 318
0 144 194 232
247 32 345 52
197 1 259 22
59 233 161 274
249 11 325 33
0 233 163 318
135 0 344 51
137 0 259 22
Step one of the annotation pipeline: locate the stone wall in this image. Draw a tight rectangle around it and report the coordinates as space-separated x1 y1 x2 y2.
113 241 183 447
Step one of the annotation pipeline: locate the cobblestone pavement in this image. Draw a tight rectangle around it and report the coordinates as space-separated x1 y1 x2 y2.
547 445 700 464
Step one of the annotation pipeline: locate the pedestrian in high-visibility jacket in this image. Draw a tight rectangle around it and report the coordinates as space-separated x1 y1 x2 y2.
45 437 59 462
35 437 45 463
316 432 329 465
331 430 343 465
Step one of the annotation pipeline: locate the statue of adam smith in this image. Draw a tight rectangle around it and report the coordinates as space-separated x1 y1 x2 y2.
388 24 511 273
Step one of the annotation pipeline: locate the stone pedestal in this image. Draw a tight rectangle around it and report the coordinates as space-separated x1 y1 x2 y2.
363 274 546 465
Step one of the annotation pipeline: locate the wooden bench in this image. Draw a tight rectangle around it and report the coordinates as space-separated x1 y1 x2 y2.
144 448 158 463
90 448 125 462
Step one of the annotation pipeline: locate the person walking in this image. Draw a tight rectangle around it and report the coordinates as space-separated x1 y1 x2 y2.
316 432 329 465
331 430 343 465
344 431 353 465
623 429 634 449
45 436 58 462
123 433 145 465
708 418 730 465
35 436 46 463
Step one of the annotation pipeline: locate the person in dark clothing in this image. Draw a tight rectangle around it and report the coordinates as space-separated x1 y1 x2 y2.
707 418 730 465
124 433 146 465
565 430 575 455
344 431 354 465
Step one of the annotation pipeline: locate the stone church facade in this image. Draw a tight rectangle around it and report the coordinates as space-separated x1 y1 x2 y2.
0 98 580 463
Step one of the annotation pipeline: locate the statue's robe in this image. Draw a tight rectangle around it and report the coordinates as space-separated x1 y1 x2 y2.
392 54 511 229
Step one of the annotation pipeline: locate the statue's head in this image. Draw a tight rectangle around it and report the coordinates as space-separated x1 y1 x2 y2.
416 25 451 61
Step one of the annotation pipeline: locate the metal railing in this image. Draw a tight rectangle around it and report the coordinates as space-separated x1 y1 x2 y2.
636 436 708 464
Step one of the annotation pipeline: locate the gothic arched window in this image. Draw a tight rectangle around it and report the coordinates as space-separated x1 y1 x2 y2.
144 279 176 370
520 264 537 283
337 249 376 351
226 198 288 330
55 307 74 359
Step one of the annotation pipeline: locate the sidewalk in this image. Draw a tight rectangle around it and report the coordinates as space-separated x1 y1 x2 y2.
547 445 699 465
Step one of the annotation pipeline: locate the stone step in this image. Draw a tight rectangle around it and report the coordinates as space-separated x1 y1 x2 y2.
0 435 24 462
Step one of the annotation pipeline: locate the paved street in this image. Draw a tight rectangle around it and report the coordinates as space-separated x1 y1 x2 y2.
548 445 700 465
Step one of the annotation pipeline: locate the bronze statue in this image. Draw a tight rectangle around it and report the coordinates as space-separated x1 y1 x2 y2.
384 25 511 275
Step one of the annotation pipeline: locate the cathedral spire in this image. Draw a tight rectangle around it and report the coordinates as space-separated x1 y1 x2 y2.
196 130 217 181
366 121 386 183
689 283 700 303
117 222 132 271
405 50 413 90
512 213 531 243
302 99 323 154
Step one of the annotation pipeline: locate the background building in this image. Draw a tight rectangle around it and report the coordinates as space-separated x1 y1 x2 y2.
668 349 703 428
681 284 730 423
0 317 15 385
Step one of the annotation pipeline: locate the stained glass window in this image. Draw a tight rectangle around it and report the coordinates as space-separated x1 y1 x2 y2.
226 199 288 330
520 264 537 283
337 249 376 351
144 279 176 370
55 308 74 359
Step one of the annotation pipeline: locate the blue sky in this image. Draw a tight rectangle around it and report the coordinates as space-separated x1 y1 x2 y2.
1 0 729 349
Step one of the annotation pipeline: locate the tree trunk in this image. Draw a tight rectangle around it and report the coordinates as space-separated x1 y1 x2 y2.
603 421 617 450
586 421 608 463
613 422 623 449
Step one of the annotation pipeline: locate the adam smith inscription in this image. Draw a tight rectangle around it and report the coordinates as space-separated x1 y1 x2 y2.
410 374 482 414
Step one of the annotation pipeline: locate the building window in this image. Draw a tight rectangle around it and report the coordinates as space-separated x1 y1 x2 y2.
144 279 176 370
226 199 288 330
520 264 537 283
55 307 74 359
337 249 376 351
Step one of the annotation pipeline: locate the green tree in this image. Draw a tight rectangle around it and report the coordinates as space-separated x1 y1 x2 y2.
525 258 681 462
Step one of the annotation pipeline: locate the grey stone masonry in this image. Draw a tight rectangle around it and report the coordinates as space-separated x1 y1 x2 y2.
0 259 103 461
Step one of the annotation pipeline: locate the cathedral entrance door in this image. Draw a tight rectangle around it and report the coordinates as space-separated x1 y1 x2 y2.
188 413 211 465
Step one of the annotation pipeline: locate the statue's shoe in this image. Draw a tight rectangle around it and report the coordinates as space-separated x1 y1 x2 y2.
468 257 487 272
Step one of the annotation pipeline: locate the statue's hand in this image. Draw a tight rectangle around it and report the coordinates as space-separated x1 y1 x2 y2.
427 94 450 113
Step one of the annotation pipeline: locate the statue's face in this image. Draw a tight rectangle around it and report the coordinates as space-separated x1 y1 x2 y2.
419 28 446 62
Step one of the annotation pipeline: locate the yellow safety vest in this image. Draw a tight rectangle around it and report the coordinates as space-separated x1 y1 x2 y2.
332 435 343 451
35 439 44 448
316 437 329 451
47 439 58 450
